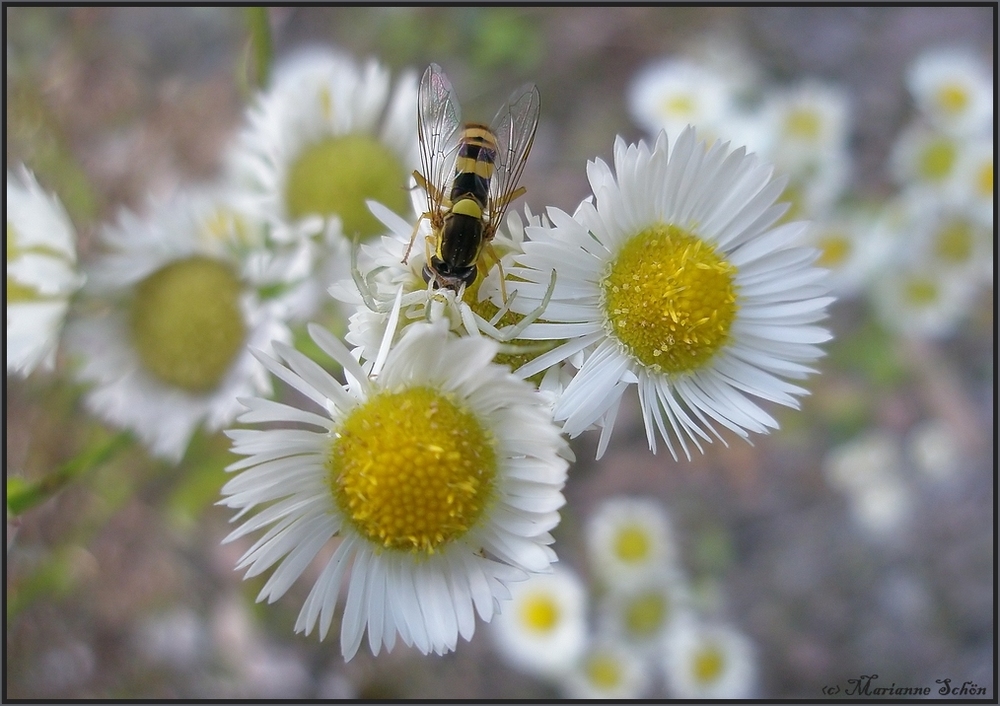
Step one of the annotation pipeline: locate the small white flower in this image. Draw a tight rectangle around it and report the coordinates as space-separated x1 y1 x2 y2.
628 58 741 145
597 568 691 654
6 166 86 375
889 123 963 193
64 189 291 463
797 205 891 298
512 128 834 459
946 135 994 228
662 618 757 699
339 202 563 381
906 419 964 483
490 565 588 677
906 47 994 136
586 496 679 586
225 48 419 321
220 316 570 660
823 430 903 495
849 476 914 537
559 637 653 699
757 80 852 175
869 254 978 340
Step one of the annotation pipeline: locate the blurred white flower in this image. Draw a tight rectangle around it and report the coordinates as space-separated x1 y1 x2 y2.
490 566 588 678
586 496 679 587
907 419 964 483
559 637 653 699
756 80 852 177
946 135 994 228
906 47 994 136
6 166 86 376
889 123 962 194
823 430 903 494
225 48 419 320
662 618 757 699
628 58 742 145
511 128 833 459
597 568 692 654
221 317 570 660
797 205 890 298
64 188 291 463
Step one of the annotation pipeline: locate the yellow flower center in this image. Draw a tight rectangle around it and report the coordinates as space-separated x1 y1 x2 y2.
130 256 247 392
902 275 939 306
285 134 409 240
624 590 669 639
816 231 852 268
329 386 497 554
614 524 652 564
585 651 623 689
661 94 696 118
975 159 993 198
692 642 726 684
519 591 560 633
785 107 822 141
601 224 738 374
916 136 957 182
466 282 560 379
935 83 969 116
933 218 974 265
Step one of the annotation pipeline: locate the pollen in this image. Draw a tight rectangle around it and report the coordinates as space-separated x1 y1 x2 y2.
614 525 651 564
917 137 957 182
785 107 822 141
520 591 560 633
585 651 624 689
692 642 726 684
933 218 973 265
601 223 738 375
816 231 852 268
285 134 409 240
935 83 969 116
623 591 669 639
130 256 247 392
329 386 498 554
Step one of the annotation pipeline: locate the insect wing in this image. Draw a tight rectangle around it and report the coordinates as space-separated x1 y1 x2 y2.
416 63 463 215
485 82 541 236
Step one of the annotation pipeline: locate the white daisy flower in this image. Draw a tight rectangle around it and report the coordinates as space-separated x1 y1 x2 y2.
490 565 588 678
889 123 962 193
869 253 978 340
946 135 994 227
797 205 892 298
597 568 692 654
823 430 903 495
219 316 570 660
337 201 562 381
559 637 653 700
906 419 964 483
586 496 679 587
6 165 86 376
628 58 741 145
511 128 834 459
756 80 852 174
64 188 292 463
226 48 419 320
906 47 993 136
662 618 757 699
849 475 914 538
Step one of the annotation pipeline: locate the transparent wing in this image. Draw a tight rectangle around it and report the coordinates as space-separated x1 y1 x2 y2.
485 82 541 238
416 63 463 215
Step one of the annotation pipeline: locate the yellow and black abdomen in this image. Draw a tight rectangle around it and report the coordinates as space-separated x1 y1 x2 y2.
448 124 498 206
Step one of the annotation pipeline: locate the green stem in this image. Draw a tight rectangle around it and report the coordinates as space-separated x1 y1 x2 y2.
245 7 273 90
6 431 133 516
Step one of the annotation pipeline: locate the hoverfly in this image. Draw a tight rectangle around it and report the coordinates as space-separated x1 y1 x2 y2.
403 63 540 299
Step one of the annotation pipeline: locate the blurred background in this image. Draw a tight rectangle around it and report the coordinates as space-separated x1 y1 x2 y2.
5 6 994 699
